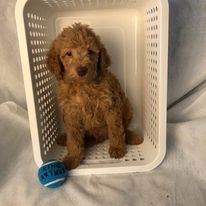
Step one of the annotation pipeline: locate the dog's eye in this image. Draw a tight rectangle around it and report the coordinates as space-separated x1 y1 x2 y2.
66 51 72 57
88 49 94 55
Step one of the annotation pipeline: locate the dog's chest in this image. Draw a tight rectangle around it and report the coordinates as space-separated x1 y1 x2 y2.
61 82 113 128
76 88 106 128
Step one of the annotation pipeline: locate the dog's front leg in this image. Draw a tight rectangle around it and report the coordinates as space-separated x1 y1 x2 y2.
105 109 126 158
63 113 85 170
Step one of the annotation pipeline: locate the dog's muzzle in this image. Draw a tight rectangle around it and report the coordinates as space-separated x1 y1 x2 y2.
77 66 88 77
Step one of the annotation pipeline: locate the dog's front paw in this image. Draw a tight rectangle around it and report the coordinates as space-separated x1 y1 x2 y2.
109 146 125 159
63 154 81 170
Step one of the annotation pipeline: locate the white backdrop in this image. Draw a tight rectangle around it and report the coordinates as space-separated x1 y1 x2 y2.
0 0 206 205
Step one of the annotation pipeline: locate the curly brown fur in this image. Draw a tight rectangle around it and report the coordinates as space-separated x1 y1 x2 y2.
47 23 143 170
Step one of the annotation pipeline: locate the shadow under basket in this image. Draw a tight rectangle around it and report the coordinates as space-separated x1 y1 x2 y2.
15 0 168 175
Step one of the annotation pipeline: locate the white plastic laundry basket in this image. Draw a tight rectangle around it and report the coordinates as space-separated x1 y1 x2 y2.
15 0 168 175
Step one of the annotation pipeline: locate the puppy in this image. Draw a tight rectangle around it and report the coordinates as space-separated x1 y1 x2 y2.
47 23 143 169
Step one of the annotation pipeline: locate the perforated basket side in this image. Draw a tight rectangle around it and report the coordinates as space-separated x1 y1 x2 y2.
143 0 168 167
38 0 148 10
143 5 160 150
16 0 62 166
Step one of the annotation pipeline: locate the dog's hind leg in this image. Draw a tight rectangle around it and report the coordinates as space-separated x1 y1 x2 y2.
125 130 144 145
56 133 67 146
123 98 144 145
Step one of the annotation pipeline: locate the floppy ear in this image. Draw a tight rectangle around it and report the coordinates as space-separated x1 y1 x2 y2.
97 46 111 75
47 40 65 80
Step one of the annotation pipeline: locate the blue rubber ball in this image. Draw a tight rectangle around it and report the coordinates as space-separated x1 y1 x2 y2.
38 160 67 188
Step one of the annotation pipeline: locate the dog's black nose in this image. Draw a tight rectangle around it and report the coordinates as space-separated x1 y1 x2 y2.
77 66 88 77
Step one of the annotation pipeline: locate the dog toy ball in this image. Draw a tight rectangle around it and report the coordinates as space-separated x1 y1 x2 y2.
38 160 67 188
